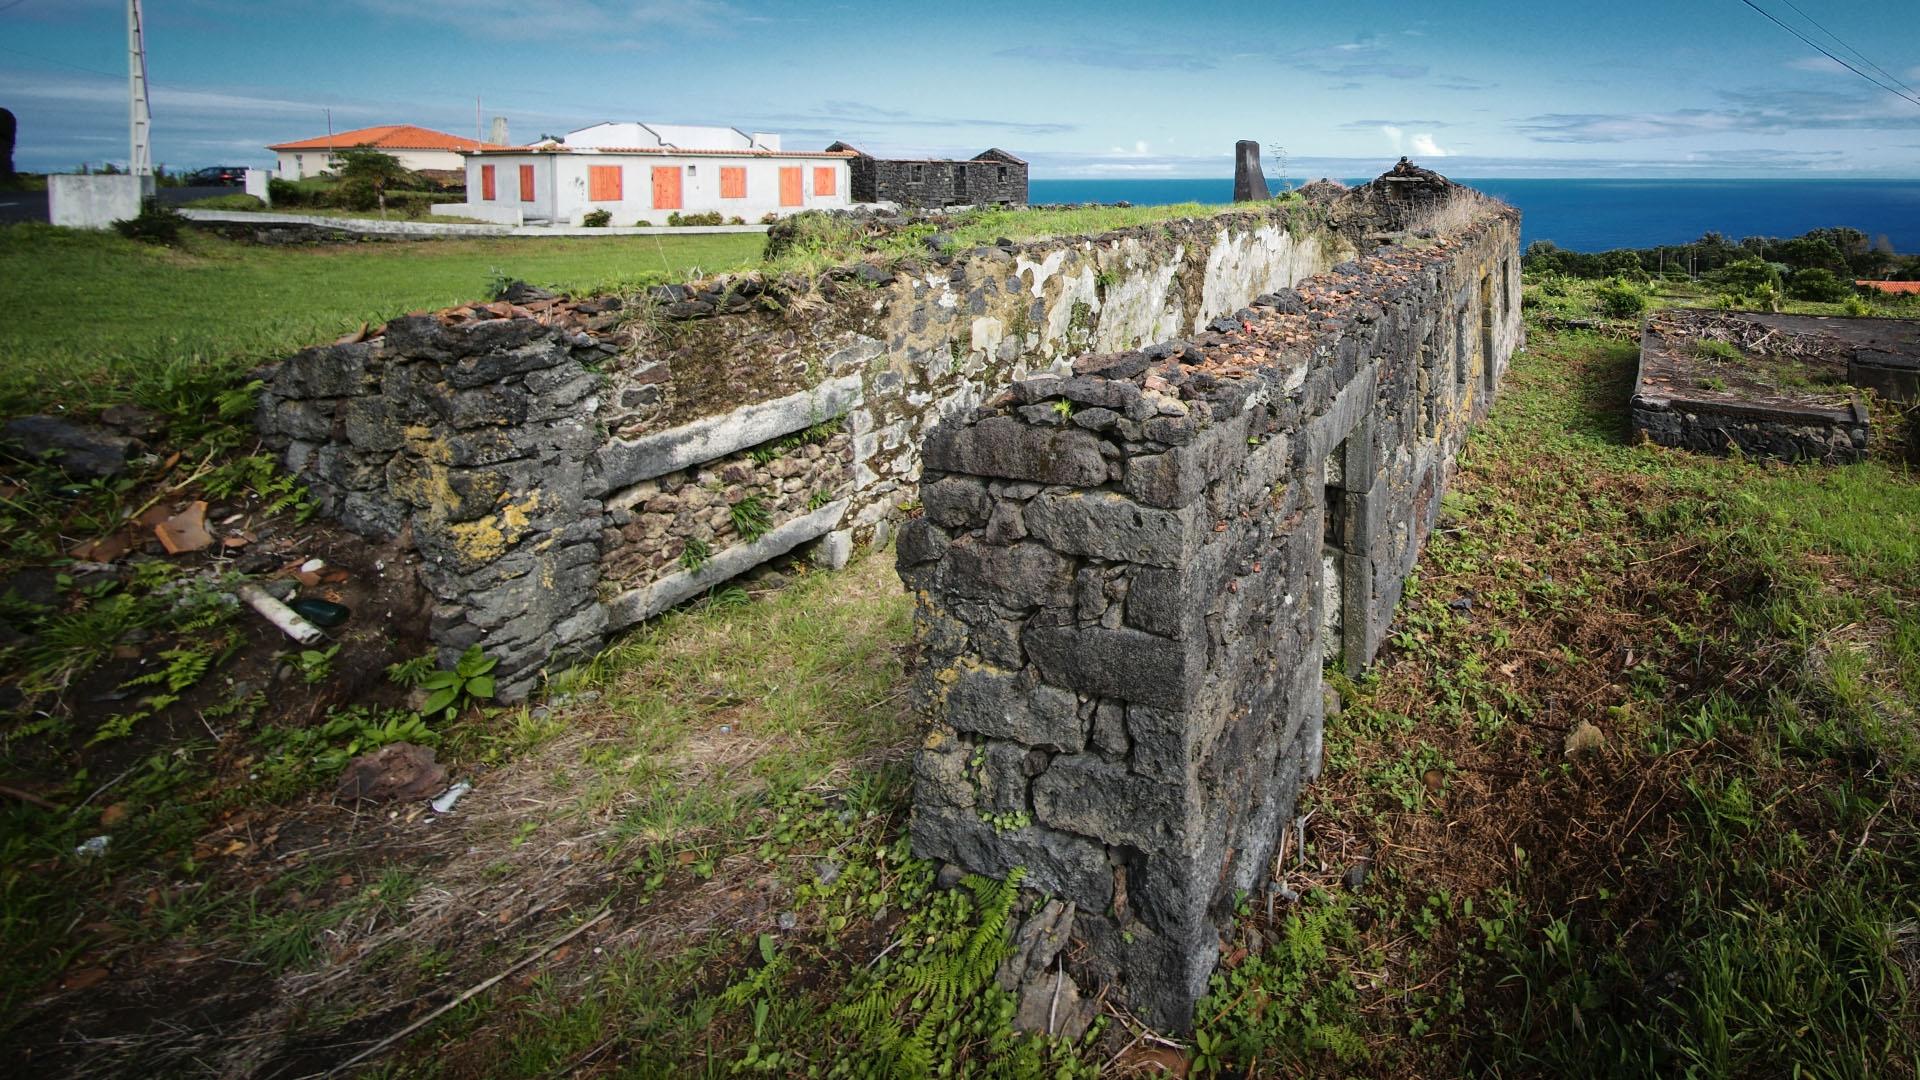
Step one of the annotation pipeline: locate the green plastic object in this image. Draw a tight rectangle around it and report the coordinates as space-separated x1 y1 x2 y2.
289 597 350 628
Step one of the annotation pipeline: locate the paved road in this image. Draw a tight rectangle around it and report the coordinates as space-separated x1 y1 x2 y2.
0 185 238 225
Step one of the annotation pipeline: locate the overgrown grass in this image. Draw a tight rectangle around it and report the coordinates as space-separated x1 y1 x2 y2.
1187 326 1920 1076
0 223 763 415
764 196 1305 276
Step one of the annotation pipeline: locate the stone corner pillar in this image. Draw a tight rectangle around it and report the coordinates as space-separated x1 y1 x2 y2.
1233 141 1271 202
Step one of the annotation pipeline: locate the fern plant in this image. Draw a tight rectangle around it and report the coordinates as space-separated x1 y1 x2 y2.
730 494 773 543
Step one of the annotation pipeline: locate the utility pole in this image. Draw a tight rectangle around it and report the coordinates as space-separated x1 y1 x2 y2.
128 0 153 195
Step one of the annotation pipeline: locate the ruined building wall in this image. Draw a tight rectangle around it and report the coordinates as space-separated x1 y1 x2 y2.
897 173 1521 1030
257 202 1356 700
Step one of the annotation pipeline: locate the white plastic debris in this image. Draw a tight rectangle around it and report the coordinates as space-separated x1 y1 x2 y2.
75 835 110 858
299 558 326 574
430 780 473 814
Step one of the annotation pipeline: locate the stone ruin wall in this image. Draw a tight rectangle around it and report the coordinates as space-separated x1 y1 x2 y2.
898 173 1521 1029
255 200 1357 699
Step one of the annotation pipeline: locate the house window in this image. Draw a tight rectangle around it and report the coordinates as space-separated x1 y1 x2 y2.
588 164 623 202
651 166 683 210
813 166 837 197
720 166 747 199
779 166 803 207
519 164 535 202
911 163 923 182
481 164 496 200
998 166 1008 183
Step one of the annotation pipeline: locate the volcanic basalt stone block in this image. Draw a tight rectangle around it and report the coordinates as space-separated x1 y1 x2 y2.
922 416 1109 486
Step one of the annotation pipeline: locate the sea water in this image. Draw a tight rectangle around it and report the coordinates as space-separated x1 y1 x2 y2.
1026 178 1920 253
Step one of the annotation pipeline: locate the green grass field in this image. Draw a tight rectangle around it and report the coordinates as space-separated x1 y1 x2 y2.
0 223 764 416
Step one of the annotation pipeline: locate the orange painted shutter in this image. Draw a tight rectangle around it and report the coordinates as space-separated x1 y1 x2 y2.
779 166 802 207
813 166 836 197
720 166 746 199
589 165 623 202
480 164 496 200
518 164 535 201
651 166 683 210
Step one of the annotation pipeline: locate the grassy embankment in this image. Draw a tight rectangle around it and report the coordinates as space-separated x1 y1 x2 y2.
0 224 765 417
0 213 1915 1075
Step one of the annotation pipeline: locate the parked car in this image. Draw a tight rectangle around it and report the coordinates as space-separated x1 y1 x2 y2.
186 165 248 186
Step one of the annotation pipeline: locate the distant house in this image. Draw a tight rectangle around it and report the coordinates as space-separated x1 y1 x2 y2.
1857 280 1920 295
454 123 853 226
826 144 1028 208
268 124 506 180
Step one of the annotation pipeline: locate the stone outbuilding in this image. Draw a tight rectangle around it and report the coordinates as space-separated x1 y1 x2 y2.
826 144 1027 207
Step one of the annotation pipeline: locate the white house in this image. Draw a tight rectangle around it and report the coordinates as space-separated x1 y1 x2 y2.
456 125 853 226
269 124 505 180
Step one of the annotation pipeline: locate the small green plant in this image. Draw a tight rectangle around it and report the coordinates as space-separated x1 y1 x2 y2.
581 208 613 228
1594 276 1647 319
680 536 713 572
417 645 498 719
1694 339 1741 362
667 210 724 227
295 644 340 685
1050 398 1074 419
1843 294 1872 316
112 199 185 245
385 652 436 687
730 493 773 542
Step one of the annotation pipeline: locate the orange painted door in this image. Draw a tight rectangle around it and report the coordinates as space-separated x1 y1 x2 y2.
518 164 535 201
779 166 803 207
719 166 746 199
813 166 837 197
651 166 682 210
480 164 496 200
589 165 623 201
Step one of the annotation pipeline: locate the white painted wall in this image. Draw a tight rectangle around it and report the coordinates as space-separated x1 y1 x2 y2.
49 174 143 229
244 169 271 204
463 152 851 225
275 147 467 180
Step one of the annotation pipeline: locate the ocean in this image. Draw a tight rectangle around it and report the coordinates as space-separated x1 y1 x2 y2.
1026 178 1920 254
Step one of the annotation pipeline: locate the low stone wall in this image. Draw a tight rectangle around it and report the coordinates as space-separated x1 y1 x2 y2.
258 194 1374 699
1631 311 1879 465
897 166 1521 1030
1630 394 1868 463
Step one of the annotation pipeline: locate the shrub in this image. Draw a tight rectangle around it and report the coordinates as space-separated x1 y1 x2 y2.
1787 267 1851 303
728 216 746 225
111 199 185 245
1595 276 1647 319
1844 294 1872 317
1716 258 1783 295
582 208 613 228
667 210 724 227
633 218 652 227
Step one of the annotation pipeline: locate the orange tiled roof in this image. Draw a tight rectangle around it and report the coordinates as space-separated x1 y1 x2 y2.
466 145 855 159
1857 280 1920 294
268 124 506 152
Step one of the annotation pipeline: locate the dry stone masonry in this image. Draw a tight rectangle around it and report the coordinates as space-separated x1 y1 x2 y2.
899 162 1522 1030
1633 309 1918 464
257 194 1365 700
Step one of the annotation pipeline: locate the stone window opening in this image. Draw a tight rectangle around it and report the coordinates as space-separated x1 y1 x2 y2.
1454 306 1470 389
1479 274 1497 398
1321 437 1355 668
912 163 924 183
998 165 1008 182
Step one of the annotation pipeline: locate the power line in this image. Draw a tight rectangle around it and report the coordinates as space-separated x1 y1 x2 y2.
1773 0 1920 101
1735 0 1920 109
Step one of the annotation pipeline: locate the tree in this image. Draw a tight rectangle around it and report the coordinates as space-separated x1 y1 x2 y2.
333 146 413 214
0 108 16 185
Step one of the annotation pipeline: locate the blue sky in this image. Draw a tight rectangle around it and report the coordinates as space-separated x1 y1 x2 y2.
3 0 1919 177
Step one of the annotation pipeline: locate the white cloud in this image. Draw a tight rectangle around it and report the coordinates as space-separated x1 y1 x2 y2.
1380 125 1449 158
